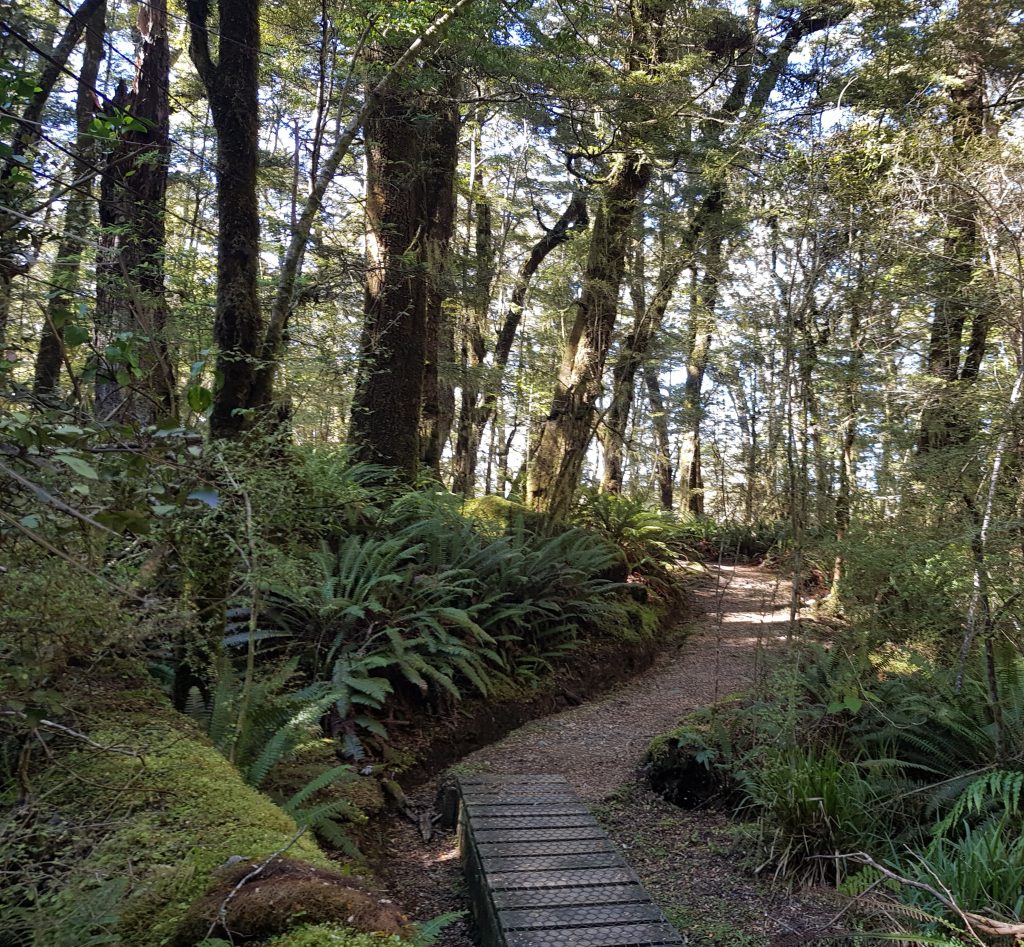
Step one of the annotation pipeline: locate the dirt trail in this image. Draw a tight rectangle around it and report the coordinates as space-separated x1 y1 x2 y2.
377 564 821 946
455 563 791 801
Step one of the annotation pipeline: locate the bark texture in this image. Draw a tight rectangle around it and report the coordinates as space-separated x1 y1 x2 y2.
601 241 687 495
419 70 461 473
186 0 263 438
349 65 460 477
527 154 652 519
94 0 175 425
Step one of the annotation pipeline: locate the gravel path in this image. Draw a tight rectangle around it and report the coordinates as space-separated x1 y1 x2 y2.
376 565 823 946
454 563 791 801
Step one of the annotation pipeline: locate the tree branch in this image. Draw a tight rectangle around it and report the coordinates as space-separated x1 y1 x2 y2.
183 0 217 92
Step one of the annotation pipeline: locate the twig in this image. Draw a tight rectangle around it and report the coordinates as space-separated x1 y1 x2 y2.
207 827 308 943
0 459 120 535
840 852 1024 944
0 709 141 759
0 507 141 599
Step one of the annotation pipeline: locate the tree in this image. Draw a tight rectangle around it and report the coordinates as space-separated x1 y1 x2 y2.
93 0 175 425
347 54 461 477
0 0 106 346
31 0 106 399
185 0 263 439
526 0 669 518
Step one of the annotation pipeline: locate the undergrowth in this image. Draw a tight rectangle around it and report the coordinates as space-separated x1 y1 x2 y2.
647 642 1024 943
2 444 679 946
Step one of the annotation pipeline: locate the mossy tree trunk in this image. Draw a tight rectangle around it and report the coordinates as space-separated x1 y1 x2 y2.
527 154 653 519
601 237 687 495
94 0 176 426
349 63 460 478
419 67 461 475
917 36 990 453
644 363 674 510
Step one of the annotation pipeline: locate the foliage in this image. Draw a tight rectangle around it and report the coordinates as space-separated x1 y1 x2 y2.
249 481 647 755
570 489 687 592
258 928 406 947
820 525 977 646
184 657 361 850
739 744 894 885
647 643 1024 924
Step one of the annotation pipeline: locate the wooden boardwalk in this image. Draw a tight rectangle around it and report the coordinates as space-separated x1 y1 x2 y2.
457 775 685 947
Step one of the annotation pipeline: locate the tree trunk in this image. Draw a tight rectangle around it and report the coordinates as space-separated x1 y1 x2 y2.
918 0 991 453
249 0 474 413
349 63 459 477
32 1 106 398
451 185 494 496
453 192 588 496
94 0 175 426
602 241 687 494
527 155 652 518
0 0 106 346
186 0 263 439
679 212 724 517
419 69 461 474
644 365 674 510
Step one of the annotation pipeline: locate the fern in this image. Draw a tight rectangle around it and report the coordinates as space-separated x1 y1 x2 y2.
934 770 1024 837
411 911 467 946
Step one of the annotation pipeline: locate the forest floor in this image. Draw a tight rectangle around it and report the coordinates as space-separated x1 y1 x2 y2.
375 564 847 946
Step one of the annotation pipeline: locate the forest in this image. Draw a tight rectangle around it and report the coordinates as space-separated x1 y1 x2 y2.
1 0 1023 944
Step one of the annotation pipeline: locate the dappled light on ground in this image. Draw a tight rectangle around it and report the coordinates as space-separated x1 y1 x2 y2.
378 564 836 946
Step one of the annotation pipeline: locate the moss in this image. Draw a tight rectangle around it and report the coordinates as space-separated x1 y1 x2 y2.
174 857 406 946
21 666 375 947
462 495 548 535
645 718 729 810
260 923 404 947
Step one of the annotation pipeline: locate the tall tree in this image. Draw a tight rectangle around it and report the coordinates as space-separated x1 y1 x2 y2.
93 0 175 425
917 0 998 453
526 0 668 518
418 65 461 474
0 0 105 346
452 190 588 495
601 229 687 496
32 1 106 398
249 0 476 415
348 57 461 476
185 0 263 438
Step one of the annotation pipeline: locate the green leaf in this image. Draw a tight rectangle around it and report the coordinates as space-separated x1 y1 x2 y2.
186 384 213 413
56 453 98 479
95 509 151 534
64 324 91 347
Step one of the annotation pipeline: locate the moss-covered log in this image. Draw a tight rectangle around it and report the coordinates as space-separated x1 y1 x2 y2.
4 665 405 946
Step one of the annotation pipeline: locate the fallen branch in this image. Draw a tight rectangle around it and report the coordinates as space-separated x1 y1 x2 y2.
842 852 1024 943
0 709 141 759
0 459 119 535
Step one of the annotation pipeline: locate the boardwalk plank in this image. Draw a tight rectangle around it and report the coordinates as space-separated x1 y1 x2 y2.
458 775 684 947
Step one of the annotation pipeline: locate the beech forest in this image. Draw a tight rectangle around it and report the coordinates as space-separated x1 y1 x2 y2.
2 2 1024 946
